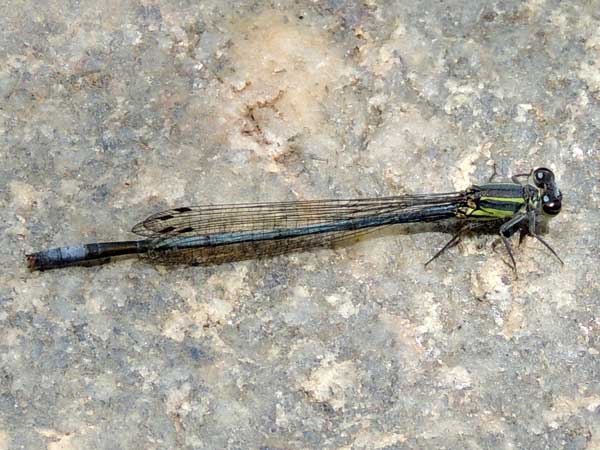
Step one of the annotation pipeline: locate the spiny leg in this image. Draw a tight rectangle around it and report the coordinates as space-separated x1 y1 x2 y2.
487 162 499 183
499 234 518 272
424 224 469 267
511 168 533 185
488 165 530 186
526 209 564 265
518 226 528 246
516 208 537 246
530 233 564 265
499 213 529 272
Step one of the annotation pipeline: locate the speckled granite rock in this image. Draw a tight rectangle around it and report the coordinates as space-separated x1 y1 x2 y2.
1 1 599 449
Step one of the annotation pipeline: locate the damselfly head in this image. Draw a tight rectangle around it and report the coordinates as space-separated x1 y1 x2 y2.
533 167 555 188
542 192 562 215
534 168 562 216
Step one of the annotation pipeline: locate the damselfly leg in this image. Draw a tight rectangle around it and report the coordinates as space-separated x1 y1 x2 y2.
525 209 564 265
424 224 472 267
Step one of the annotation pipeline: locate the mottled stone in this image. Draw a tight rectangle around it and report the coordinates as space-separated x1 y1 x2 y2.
1 0 599 449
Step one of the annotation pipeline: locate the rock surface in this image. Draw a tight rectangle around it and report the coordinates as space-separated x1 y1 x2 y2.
1 1 599 449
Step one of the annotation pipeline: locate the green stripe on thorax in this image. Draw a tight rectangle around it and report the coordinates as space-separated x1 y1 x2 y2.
458 182 533 220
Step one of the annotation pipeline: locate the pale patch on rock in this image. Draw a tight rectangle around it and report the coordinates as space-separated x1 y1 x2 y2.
206 265 250 303
571 144 585 160
542 395 600 428
525 0 547 14
344 430 407 450
578 25 600 96
578 60 600 96
165 382 192 418
275 402 289 428
438 365 472 390
378 313 424 369
451 145 488 189
9 181 45 212
162 311 193 343
415 292 443 335
222 11 353 163
58 179 81 199
162 273 245 341
282 284 319 326
300 359 358 410
38 429 76 450
471 259 513 304
549 8 569 34
326 292 358 319
584 28 600 50
357 18 443 86
365 104 448 187
500 304 526 340
131 165 187 204
444 81 478 115
0 430 9 450
514 103 533 123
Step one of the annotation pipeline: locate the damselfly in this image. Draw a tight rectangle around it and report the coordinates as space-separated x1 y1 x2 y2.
26 167 563 272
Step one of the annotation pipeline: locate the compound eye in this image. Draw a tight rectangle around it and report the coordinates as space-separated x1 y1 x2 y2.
533 167 554 187
542 196 561 215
